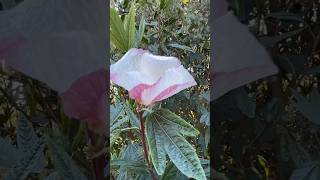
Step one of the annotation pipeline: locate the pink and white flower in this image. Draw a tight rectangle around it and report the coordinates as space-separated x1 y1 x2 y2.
211 9 278 100
0 0 107 133
110 48 197 106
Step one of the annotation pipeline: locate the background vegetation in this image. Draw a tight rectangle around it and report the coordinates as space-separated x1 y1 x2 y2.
212 0 320 179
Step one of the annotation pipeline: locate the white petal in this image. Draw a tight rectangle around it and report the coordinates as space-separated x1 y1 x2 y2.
111 48 181 90
141 66 197 105
211 13 278 100
140 52 181 81
110 48 145 81
0 0 106 93
6 32 106 92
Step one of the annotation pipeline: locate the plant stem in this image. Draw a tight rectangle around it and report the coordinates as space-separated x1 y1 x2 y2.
86 126 106 180
137 109 157 180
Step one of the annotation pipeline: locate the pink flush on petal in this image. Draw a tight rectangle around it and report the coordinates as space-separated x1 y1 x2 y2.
0 36 25 60
111 48 197 106
61 69 107 134
129 83 153 102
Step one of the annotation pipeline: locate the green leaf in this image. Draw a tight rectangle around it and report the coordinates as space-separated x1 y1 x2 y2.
146 109 206 180
17 118 46 173
135 16 146 47
235 88 256 118
3 138 45 180
146 113 167 175
290 162 320 180
259 28 305 48
113 143 148 179
0 138 23 168
46 172 62 180
167 43 195 53
110 129 121 147
266 12 304 22
292 89 320 125
124 3 137 50
200 111 210 126
211 168 229 180
110 8 128 51
160 162 179 180
0 0 16 9
45 135 87 180
160 0 174 10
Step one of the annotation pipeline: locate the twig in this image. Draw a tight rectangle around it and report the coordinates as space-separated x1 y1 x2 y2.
137 107 157 180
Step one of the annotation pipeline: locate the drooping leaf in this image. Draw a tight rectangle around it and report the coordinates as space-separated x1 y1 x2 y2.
259 28 305 48
234 88 256 118
266 12 305 22
113 143 148 179
290 162 320 180
146 108 206 180
0 138 23 168
17 118 46 172
292 89 320 125
3 138 45 180
146 113 167 175
45 135 87 180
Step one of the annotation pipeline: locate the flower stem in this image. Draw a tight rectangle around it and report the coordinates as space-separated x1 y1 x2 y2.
137 109 157 180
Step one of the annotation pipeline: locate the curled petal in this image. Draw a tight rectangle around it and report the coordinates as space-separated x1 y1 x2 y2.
111 48 196 105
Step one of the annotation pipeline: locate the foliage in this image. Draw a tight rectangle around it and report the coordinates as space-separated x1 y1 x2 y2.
212 0 320 179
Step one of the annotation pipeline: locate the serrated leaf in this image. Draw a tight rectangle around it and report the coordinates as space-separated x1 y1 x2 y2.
3 138 45 180
110 103 125 124
111 115 129 132
124 103 140 128
17 118 46 173
45 135 87 180
146 114 167 175
153 108 199 137
113 143 148 179
146 109 206 180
